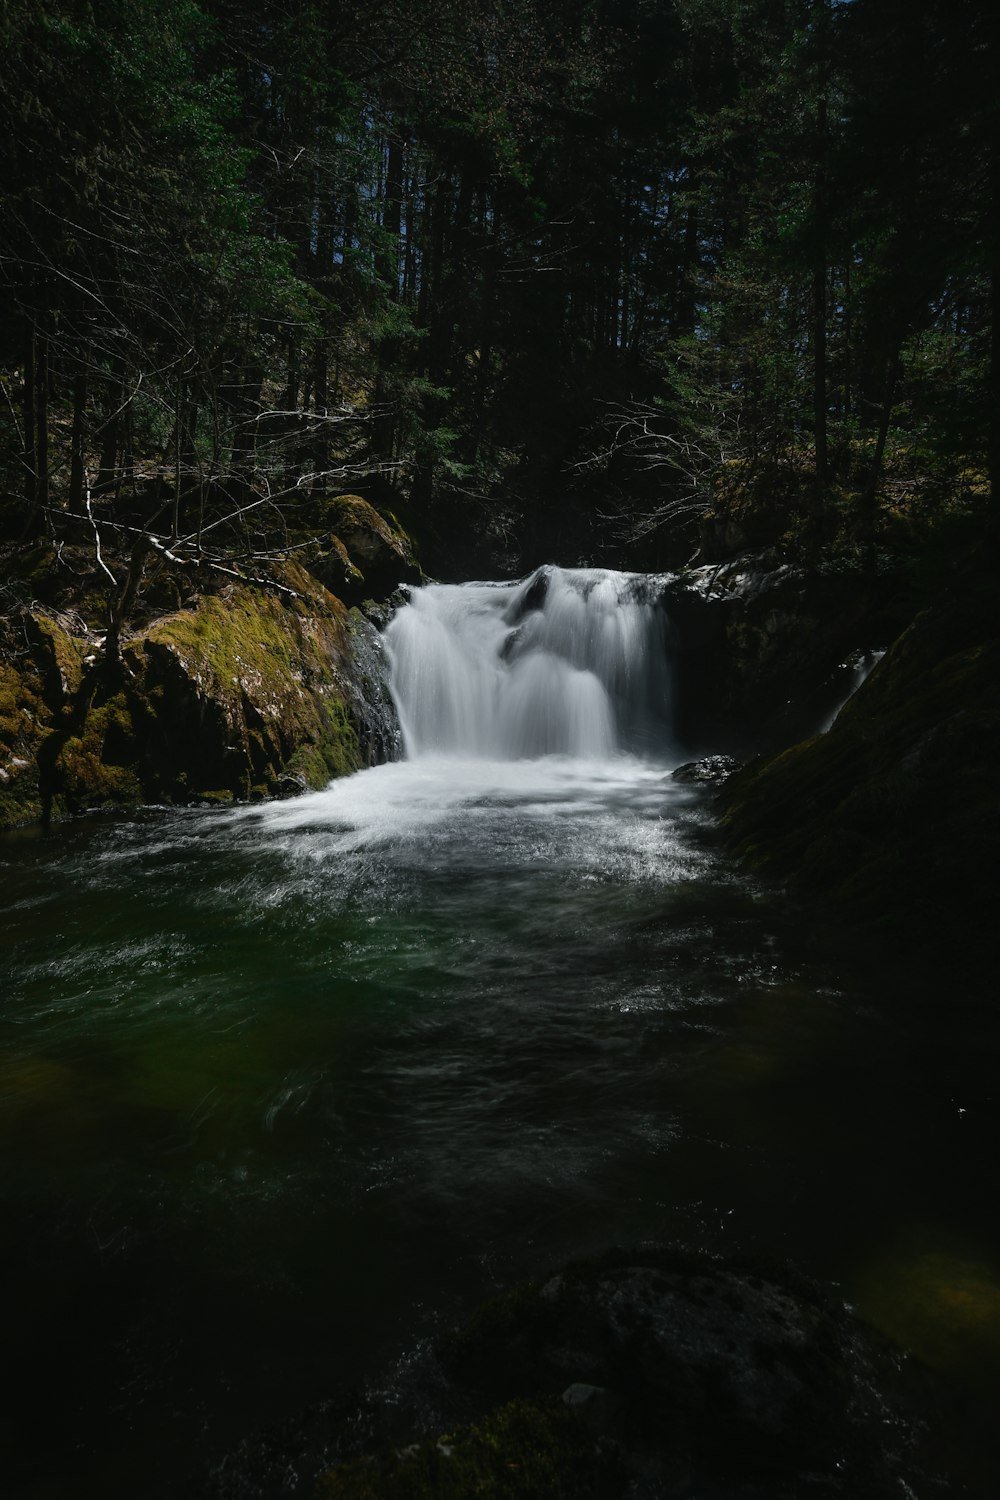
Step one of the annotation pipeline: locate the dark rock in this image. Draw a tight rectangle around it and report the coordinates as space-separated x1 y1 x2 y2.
720 587 1000 960
296 1246 917 1500
671 755 742 784
439 1247 908 1496
663 554 909 756
504 565 551 624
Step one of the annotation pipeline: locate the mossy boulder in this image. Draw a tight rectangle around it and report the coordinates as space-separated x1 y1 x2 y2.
122 561 365 800
311 495 421 605
317 1398 620 1500
304 1247 912 1500
0 557 402 829
24 611 85 706
50 691 143 815
309 532 365 601
1 609 93 827
720 586 1000 955
0 656 47 828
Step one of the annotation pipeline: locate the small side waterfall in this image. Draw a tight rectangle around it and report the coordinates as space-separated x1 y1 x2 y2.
385 565 672 759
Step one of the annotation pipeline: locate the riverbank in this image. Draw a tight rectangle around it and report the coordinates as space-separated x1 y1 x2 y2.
719 574 999 966
0 497 416 831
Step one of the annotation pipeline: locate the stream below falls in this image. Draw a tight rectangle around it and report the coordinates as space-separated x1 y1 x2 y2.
2 569 999 1496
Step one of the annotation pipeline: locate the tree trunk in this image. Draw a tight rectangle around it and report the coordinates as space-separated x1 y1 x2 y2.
861 347 899 562
373 130 405 463
69 368 88 516
34 325 49 513
812 1 830 482
22 326 36 509
989 127 1000 541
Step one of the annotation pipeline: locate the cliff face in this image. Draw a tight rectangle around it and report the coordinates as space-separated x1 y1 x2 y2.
664 554 910 756
719 584 1000 958
0 498 410 831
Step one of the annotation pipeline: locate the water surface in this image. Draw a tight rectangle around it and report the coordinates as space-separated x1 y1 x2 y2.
2 753 998 1494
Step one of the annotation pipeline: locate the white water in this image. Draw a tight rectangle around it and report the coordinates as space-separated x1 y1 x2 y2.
384 565 673 760
247 566 681 863
820 648 887 732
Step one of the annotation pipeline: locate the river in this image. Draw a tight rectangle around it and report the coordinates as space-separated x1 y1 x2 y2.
1 569 998 1495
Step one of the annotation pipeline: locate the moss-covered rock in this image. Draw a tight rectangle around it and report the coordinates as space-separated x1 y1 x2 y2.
720 586 1000 955
122 561 365 800
317 1398 619 1500
303 1246 912 1500
0 608 95 827
50 691 143 815
24 611 85 706
0 554 401 829
311 494 421 605
0 655 48 828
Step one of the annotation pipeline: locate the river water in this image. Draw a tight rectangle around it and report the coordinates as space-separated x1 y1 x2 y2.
2 571 998 1495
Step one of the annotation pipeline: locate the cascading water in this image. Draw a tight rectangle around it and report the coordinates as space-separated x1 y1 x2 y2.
384 565 673 761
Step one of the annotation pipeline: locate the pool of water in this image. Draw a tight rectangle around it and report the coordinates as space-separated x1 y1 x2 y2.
2 755 998 1495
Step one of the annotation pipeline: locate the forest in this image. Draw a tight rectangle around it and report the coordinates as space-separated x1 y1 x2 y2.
2 0 994 584
2 5 999 1500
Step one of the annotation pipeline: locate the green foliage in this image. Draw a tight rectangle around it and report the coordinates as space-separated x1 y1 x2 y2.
0 0 992 577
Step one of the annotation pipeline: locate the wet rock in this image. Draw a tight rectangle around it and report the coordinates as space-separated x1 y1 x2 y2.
439 1247 909 1497
0 558 402 828
504 565 551 624
664 554 909 755
276 1247 914 1500
720 588 1000 960
671 755 742 784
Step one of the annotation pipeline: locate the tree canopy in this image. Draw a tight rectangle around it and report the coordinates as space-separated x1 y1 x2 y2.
1 0 994 581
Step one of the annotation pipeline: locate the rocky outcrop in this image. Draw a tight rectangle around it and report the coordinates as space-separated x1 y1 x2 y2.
212 1246 917 1499
720 584 999 958
0 623 54 829
671 754 742 784
664 553 909 755
0 551 401 830
309 494 421 605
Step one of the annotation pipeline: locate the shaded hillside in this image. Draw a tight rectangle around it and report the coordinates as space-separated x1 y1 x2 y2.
721 580 1000 961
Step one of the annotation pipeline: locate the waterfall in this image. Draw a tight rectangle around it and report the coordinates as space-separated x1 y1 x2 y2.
820 648 887 732
385 565 672 760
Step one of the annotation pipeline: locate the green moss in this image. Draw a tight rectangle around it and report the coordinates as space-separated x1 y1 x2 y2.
26 612 85 706
53 692 143 811
317 1399 616 1500
2 559 376 824
129 564 364 798
0 659 50 829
